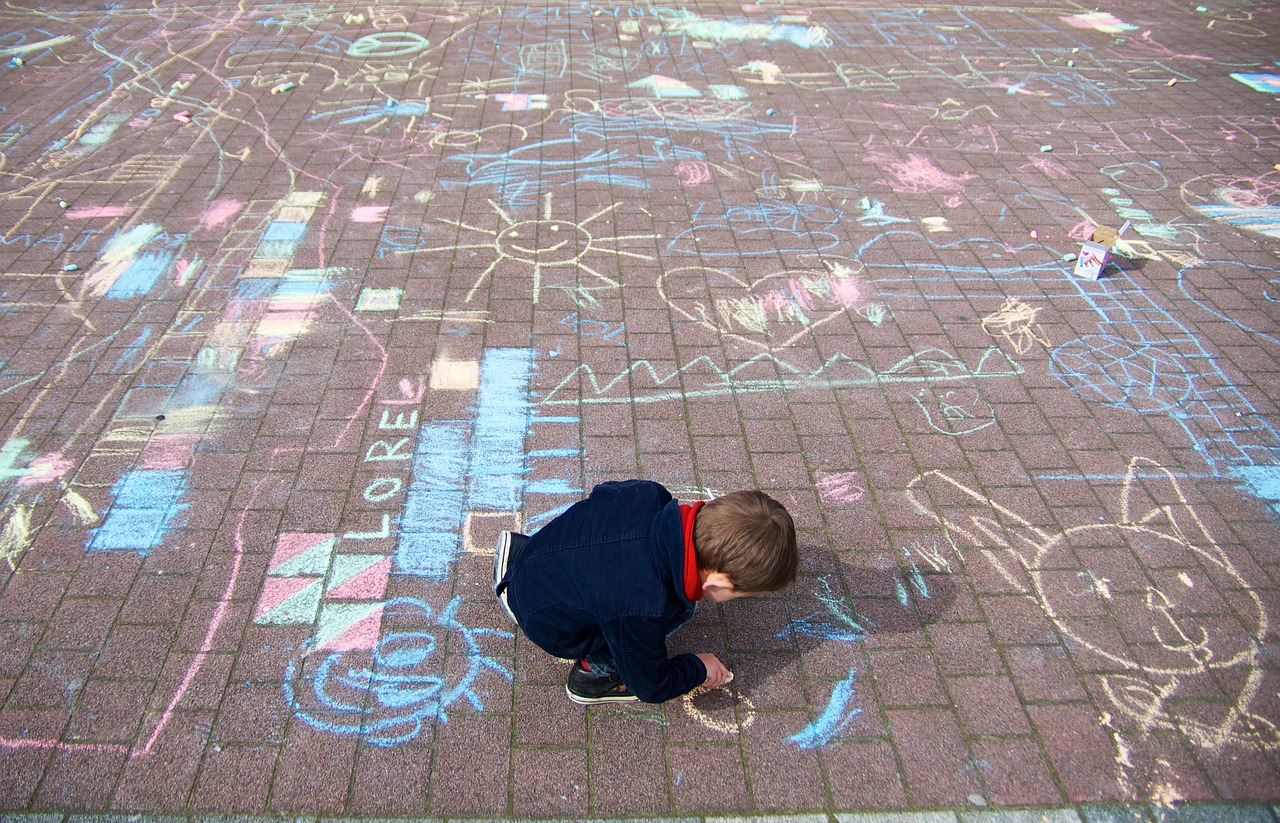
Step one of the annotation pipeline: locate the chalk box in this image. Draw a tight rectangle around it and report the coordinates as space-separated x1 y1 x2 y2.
1073 221 1130 280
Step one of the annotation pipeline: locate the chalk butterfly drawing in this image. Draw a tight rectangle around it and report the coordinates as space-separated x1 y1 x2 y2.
906 457 1276 752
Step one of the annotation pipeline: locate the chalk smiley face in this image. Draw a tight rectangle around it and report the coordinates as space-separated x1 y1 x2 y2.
496 220 590 264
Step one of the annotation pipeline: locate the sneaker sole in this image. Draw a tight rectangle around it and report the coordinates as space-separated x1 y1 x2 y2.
494 532 517 623
565 685 640 705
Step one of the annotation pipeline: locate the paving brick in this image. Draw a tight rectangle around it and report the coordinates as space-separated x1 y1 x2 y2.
824 740 908 810
1028 704 1128 803
948 676 1030 737
428 714 510 816
587 713 670 815
670 743 749 813
888 708 984 807
267 720 357 814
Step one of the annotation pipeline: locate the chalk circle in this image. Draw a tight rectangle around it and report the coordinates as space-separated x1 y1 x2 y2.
347 32 430 58
681 682 756 734
430 131 483 149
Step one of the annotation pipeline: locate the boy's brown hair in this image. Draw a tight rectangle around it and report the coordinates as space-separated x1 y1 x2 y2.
694 490 798 593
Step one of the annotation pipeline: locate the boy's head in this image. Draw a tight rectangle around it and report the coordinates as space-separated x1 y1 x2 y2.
694 490 798 600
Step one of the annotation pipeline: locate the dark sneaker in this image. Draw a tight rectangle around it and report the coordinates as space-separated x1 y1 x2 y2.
566 659 639 705
494 531 527 623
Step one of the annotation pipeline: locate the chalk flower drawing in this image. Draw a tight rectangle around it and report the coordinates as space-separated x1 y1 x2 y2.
907 458 1276 751
283 597 512 747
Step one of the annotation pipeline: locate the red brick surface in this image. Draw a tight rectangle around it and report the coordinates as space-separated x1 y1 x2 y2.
1 0 1280 816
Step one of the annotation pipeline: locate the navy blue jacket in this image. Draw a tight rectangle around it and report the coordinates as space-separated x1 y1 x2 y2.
503 480 707 702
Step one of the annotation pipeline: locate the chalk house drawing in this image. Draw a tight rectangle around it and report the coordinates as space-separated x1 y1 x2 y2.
906 457 1276 753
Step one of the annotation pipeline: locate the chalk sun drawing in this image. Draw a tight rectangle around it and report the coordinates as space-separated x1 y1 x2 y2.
396 193 659 304
283 597 512 747
907 458 1277 752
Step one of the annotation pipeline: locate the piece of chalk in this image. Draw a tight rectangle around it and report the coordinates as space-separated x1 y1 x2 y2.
1040 145 1053 152
271 82 295 94
725 671 734 684
63 264 79 271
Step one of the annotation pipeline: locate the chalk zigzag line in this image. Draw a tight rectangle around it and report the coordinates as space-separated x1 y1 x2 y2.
542 347 1021 405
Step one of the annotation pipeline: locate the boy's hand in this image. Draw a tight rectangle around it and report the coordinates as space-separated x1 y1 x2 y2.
696 653 732 688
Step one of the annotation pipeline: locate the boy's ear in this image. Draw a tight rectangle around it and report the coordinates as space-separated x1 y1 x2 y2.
701 571 735 593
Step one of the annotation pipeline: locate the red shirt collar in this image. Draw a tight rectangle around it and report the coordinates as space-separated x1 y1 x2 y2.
679 501 705 601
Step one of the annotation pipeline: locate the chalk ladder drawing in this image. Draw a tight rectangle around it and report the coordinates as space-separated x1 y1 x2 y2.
906 457 1276 752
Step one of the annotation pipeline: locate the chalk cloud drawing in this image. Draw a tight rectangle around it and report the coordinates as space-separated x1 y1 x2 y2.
283 597 512 747
907 458 1277 753
655 11 832 49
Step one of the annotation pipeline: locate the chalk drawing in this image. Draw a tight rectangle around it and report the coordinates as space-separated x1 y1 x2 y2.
1047 267 1280 481
788 668 861 749
397 348 581 577
1231 74 1280 95
1060 12 1139 35
544 346 1021 406
284 597 512 747
912 385 996 436
981 297 1051 355
658 261 870 352
815 471 866 507
907 458 1277 751
87 469 188 554
668 199 845 257
681 683 757 734
397 193 657 304
782 577 870 645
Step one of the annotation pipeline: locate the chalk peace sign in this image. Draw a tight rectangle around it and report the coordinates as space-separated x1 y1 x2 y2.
347 32 429 58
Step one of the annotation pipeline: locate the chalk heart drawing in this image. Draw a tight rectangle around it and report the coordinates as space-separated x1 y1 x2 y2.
657 263 866 352
906 458 1276 752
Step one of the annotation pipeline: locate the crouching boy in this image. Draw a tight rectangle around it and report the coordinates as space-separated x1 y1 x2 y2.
493 480 798 704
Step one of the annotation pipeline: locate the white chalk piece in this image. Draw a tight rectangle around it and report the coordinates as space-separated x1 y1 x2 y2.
766 108 775 116
58 200 68 208
1166 78 1177 86
725 671 734 684
1062 253 1078 263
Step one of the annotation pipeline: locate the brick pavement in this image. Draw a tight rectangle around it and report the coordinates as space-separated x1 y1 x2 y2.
1 0 1279 818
